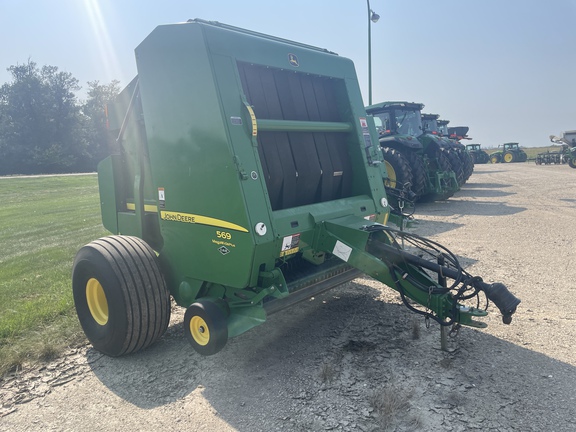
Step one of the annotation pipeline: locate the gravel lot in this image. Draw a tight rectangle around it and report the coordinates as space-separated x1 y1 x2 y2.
2 162 576 431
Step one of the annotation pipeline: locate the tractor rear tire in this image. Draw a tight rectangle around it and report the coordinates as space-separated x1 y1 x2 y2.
72 236 171 357
382 147 413 191
461 151 474 181
443 148 465 186
503 152 515 163
184 299 229 355
404 151 427 200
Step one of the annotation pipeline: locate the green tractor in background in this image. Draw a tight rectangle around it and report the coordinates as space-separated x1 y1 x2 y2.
421 114 464 186
426 116 474 185
465 144 490 164
448 126 489 165
440 124 476 178
489 143 528 163
366 101 459 203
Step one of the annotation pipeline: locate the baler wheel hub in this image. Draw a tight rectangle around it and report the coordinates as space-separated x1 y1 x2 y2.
184 300 229 355
86 278 109 326
190 316 210 346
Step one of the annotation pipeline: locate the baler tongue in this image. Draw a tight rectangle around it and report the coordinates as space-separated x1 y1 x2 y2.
314 217 520 327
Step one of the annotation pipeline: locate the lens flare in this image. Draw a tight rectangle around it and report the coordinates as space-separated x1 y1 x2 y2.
82 0 122 83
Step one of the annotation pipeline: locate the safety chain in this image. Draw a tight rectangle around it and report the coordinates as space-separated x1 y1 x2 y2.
449 323 461 338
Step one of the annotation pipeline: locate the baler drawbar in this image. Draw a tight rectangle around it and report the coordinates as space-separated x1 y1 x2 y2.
72 19 519 357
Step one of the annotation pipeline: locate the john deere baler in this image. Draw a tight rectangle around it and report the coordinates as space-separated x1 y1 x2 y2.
72 19 519 356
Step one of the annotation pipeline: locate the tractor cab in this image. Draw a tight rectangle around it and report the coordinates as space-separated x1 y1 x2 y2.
503 143 520 151
421 113 440 135
370 101 424 139
437 119 450 137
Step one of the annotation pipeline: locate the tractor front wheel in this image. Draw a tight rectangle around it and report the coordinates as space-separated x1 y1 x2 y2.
72 236 171 356
490 154 501 164
184 299 229 355
569 158 576 169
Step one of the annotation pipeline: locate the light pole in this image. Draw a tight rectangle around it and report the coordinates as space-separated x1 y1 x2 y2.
367 0 380 105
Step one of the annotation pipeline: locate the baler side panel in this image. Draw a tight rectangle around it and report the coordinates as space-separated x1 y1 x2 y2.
134 24 255 295
102 79 162 249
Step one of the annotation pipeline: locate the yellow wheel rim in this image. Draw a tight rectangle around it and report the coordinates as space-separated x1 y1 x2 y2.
190 316 210 346
86 278 109 325
384 160 397 188
504 153 513 163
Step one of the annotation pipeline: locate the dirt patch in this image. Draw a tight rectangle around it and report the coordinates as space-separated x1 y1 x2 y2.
2 163 576 431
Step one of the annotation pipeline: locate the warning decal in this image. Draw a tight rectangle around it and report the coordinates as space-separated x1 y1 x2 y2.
280 233 300 257
158 188 165 209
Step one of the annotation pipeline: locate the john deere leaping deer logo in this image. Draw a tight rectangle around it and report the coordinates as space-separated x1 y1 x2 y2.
288 53 299 67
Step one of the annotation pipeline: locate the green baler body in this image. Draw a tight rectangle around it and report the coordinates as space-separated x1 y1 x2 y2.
101 20 389 323
88 20 519 349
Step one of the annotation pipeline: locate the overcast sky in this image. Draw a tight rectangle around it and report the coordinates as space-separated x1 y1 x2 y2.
1 0 575 147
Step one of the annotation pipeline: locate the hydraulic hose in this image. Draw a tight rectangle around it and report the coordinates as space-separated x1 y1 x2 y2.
368 235 521 324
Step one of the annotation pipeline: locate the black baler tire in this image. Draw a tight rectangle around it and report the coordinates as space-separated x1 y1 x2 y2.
72 236 171 357
184 300 229 356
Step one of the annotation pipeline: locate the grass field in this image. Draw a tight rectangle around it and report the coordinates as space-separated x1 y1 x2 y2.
0 174 107 376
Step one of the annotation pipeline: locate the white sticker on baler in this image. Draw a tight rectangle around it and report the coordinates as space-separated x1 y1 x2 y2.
333 241 352 262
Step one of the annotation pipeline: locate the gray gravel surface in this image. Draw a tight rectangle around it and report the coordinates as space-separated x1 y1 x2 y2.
2 162 576 431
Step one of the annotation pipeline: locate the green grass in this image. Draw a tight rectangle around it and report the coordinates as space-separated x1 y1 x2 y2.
0 174 107 375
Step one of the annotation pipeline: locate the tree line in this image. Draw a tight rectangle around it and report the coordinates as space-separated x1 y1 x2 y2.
0 60 121 175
